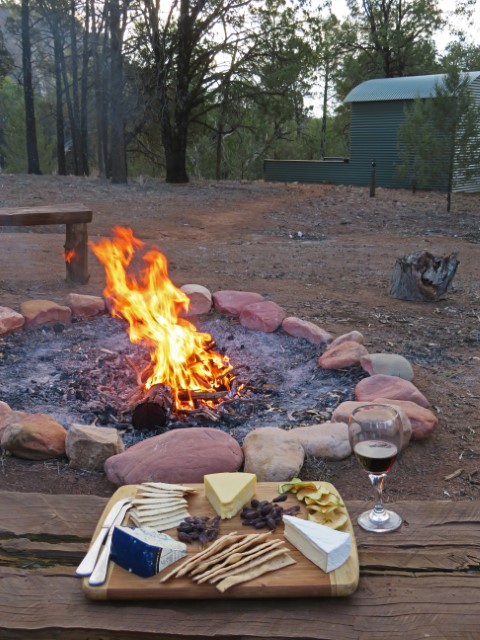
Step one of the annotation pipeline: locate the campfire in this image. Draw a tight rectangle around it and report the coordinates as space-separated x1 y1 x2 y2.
0 228 368 445
90 227 239 429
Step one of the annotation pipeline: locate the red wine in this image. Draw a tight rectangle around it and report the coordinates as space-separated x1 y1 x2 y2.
354 440 398 473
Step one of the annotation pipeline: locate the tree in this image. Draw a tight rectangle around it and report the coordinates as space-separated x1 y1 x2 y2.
398 67 480 211
21 0 41 173
135 0 312 183
0 22 13 79
337 0 443 98
309 12 353 158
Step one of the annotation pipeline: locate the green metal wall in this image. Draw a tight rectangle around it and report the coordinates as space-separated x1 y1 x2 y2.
264 84 480 192
263 159 353 184
264 102 412 188
349 102 411 188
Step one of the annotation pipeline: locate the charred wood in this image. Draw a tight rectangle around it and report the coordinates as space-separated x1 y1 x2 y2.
131 384 173 431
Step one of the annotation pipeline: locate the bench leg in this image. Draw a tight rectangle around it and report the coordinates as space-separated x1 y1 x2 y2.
65 223 89 284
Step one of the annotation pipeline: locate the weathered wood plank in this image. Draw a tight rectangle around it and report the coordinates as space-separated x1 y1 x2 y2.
0 491 107 539
0 566 479 640
0 204 92 226
1 493 480 639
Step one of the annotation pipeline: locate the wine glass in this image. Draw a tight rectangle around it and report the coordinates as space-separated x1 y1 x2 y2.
348 403 403 532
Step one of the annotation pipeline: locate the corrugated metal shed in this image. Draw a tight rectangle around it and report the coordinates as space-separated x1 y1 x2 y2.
345 72 480 102
265 71 480 192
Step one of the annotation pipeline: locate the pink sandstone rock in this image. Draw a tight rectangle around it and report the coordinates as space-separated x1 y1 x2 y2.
104 427 243 486
180 284 212 316
242 427 305 482
239 300 286 333
360 353 414 381
0 402 12 441
290 422 351 460
0 306 25 336
282 317 333 345
329 331 365 348
331 401 412 449
68 293 106 318
355 374 430 408
318 340 369 369
374 398 438 440
20 299 72 329
1 411 67 460
66 423 124 471
212 290 264 315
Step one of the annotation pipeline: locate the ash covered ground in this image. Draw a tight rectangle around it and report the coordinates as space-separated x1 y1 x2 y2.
0 315 366 445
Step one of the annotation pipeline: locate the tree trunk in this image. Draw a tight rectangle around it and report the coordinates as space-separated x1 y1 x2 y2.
80 0 90 176
69 0 82 174
164 134 189 183
109 0 127 184
52 15 66 176
389 251 459 302
21 0 41 175
320 61 329 159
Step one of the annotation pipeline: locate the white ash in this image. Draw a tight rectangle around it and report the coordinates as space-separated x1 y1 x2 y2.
0 315 366 446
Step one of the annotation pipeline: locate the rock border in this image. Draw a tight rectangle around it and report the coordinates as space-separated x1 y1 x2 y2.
0 286 438 482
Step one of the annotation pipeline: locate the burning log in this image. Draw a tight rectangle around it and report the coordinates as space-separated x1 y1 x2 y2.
131 384 174 431
389 251 459 302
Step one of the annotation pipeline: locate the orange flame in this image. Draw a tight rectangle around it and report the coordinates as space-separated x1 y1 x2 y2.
90 226 233 410
65 248 77 264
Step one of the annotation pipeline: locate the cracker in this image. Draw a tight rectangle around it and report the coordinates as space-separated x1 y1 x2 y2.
159 532 240 582
194 540 286 584
208 547 290 584
189 532 271 576
215 555 296 593
141 482 196 493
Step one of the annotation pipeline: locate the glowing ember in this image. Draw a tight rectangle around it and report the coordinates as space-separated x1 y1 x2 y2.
90 226 234 410
65 248 77 264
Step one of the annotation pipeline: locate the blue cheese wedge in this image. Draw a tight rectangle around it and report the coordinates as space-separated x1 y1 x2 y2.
204 472 257 519
110 526 187 578
282 514 352 573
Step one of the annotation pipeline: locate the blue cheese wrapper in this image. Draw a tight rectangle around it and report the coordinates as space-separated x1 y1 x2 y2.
110 526 187 578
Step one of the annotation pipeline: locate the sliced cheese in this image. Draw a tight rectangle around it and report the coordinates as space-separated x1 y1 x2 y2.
110 526 187 578
282 514 352 574
204 472 257 519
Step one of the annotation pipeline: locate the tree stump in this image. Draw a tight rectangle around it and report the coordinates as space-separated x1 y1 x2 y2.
389 251 459 302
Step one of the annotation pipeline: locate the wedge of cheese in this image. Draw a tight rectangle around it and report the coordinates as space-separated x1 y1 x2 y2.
282 514 352 573
204 472 257 519
110 526 187 578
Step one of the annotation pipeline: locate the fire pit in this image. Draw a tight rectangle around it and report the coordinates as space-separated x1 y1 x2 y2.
0 312 365 447
0 228 372 464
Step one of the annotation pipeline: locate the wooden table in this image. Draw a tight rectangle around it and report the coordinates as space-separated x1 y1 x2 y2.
1 490 479 639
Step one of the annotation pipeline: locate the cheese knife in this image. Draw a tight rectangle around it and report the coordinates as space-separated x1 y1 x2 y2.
88 501 132 586
76 497 131 577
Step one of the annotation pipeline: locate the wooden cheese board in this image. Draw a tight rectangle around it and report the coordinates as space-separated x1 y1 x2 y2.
82 482 359 600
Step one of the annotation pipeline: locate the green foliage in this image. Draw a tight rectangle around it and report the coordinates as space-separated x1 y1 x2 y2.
0 76 55 173
442 42 480 72
337 0 442 99
398 66 480 210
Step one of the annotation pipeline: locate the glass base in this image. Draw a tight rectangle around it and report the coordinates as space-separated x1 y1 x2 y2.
357 508 403 533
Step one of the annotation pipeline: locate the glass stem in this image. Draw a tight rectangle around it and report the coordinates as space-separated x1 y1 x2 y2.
368 473 389 523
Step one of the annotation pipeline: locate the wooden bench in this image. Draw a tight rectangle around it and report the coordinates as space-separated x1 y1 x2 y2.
1 491 480 639
0 203 93 284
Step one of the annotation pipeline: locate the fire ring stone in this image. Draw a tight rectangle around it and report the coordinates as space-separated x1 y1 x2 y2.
104 426 244 486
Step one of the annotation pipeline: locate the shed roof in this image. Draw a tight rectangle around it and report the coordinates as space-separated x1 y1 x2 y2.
344 71 480 103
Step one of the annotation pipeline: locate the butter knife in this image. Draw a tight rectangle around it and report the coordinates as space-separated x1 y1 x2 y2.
88 501 132 586
76 497 131 577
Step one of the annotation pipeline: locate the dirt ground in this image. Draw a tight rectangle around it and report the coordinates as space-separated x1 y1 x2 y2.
0 174 479 505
